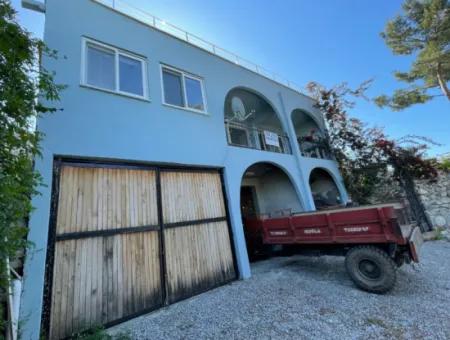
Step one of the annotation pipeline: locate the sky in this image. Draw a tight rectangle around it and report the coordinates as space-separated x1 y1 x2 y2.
12 0 449 156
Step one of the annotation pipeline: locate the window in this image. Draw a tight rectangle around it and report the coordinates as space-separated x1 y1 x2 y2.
185 76 204 111
229 126 249 146
162 69 184 107
86 45 115 91
161 65 206 113
82 38 147 99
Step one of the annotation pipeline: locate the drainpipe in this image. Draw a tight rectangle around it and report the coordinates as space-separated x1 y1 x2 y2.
277 92 315 211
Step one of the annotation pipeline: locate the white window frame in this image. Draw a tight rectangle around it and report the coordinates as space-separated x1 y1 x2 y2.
160 64 208 115
227 124 250 147
81 37 149 100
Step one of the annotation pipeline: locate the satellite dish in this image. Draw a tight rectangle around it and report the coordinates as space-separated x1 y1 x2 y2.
230 96 254 122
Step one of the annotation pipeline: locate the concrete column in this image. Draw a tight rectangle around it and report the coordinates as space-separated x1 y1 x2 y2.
19 150 54 340
277 92 316 211
222 167 251 279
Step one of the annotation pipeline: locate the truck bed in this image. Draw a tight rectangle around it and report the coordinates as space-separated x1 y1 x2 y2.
243 204 410 246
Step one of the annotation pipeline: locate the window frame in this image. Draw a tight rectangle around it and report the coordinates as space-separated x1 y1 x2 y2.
81 37 149 100
227 125 250 147
160 64 208 115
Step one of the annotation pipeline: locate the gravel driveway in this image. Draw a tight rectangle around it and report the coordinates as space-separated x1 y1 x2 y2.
110 241 450 339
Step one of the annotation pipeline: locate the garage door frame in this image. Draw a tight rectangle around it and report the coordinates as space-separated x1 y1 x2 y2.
41 156 238 337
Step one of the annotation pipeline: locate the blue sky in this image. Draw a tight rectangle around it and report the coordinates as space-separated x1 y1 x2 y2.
12 0 449 156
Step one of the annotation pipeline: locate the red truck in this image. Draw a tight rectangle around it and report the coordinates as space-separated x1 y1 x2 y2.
243 203 424 293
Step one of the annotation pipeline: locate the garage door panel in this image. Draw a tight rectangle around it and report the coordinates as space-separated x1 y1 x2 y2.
161 171 226 224
49 231 162 339
47 163 236 339
56 167 158 235
164 221 235 303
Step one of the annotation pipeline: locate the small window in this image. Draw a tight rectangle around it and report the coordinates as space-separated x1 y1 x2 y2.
86 44 115 90
162 69 184 107
185 76 205 111
119 54 144 96
229 126 249 146
161 65 206 113
82 38 148 99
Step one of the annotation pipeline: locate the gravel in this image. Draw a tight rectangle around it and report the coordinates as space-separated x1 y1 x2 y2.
109 241 450 339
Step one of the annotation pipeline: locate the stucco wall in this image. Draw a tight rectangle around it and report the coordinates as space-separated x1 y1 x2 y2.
258 170 303 214
19 0 348 338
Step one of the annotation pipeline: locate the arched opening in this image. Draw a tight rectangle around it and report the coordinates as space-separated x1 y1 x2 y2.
291 109 331 159
224 88 291 154
309 168 343 210
240 162 303 259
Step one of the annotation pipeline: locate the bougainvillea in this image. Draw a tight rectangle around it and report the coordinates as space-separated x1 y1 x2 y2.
306 81 438 208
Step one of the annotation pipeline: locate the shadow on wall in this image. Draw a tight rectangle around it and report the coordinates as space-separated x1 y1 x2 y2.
240 162 303 218
309 168 342 210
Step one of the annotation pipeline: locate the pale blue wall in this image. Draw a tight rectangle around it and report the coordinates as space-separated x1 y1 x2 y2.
19 0 348 338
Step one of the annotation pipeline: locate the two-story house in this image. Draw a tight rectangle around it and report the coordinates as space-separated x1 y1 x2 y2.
20 0 348 338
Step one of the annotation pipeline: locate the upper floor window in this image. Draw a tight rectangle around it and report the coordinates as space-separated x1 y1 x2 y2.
161 65 207 113
81 38 148 99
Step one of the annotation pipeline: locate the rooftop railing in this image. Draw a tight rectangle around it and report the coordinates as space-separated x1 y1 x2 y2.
93 0 306 95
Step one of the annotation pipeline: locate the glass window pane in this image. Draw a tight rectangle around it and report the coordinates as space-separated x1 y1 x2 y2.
163 69 184 107
119 54 144 96
185 77 205 111
229 127 248 146
86 44 115 90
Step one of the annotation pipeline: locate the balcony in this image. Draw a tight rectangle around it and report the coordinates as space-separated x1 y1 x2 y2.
291 109 333 160
224 88 292 155
298 136 332 160
225 120 292 154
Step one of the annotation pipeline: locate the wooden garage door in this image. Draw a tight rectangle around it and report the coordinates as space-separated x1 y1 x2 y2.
44 161 236 339
161 170 236 303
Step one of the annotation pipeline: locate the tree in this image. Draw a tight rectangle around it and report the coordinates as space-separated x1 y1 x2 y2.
307 81 438 229
307 80 388 204
375 0 450 110
0 0 62 331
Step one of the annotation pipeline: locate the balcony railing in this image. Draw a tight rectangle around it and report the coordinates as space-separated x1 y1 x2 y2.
93 0 306 95
225 120 292 155
298 137 333 160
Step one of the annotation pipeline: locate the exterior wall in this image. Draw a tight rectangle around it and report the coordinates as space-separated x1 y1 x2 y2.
19 0 348 338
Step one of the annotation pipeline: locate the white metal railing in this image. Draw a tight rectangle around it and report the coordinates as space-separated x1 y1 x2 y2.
93 0 305 95
225 120 292 154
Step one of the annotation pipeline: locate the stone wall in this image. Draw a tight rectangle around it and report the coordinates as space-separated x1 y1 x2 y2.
415 171 450 229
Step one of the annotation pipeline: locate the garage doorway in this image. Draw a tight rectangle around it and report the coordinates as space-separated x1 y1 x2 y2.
42 159 237 339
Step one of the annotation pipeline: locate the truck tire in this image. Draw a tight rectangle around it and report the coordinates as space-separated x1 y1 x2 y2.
345 246 397 294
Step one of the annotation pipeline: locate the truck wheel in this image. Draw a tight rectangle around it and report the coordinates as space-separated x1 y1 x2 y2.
345 246 397 294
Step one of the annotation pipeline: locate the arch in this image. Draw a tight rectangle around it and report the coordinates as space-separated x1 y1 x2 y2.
308 167 344 209
239 161 304 259
291 108 324 132
224 87 291 154
291 109 331 159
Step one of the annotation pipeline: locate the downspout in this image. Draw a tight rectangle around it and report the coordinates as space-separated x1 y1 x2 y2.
277 92 315 211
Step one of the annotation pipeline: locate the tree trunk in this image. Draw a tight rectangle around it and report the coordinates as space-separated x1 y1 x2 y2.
437 63 450 101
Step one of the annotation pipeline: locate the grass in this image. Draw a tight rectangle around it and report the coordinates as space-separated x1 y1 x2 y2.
432 227 447 241
365 317 406 339
72 326 130 340
365 317 387 328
